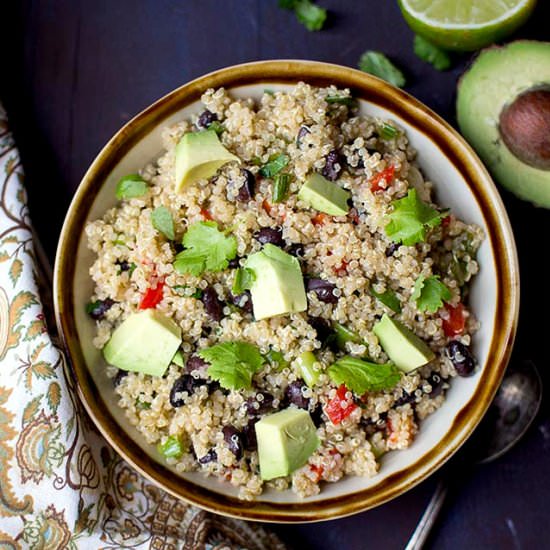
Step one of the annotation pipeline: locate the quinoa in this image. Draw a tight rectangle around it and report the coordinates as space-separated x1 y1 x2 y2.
86 83 483 499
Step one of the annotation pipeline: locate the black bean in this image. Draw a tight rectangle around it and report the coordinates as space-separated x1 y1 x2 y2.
254 227 283 246
297 125 311 146
222 425 244 460
117 260 130 272
113 369 128 387
306 278 339 304
426 373 445 397
236 169 256 202
169 375 205 407
230 291 253 314
446 341 476 377
287 243 305 258
201 287 224 322
244 392 275 416
285 380 310 409
310 403 324 428
308 316 333 346
228 257 240 269
385 243 401 257
185 354 208 374
197 109 218 129
242 418 259 451
87 299 114 320
394 390 416 407
321 150 342 181
198 449 217 464
361 412 388 435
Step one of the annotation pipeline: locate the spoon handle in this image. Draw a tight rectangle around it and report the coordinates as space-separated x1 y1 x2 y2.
404 478 448 550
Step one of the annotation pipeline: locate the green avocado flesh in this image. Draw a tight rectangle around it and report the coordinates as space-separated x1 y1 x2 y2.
298 172 351 216
103 310 182 376
457 41 550 208
175 129 240 192
255 407 319 480
244 244 307 320
373 314 434 373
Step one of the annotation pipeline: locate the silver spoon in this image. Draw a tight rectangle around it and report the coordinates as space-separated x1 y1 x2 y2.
405 359 543 550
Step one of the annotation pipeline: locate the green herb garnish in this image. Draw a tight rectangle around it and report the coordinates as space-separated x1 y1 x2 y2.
379 123 398 140
207 121 225 136
198 341 265 391
328 356 401 395
264 89 275 96
370 287 402 313
135 397 151 410
173 221 237 276
259 154 289 178
385 189 446 246
157 435 183 459
413 35 451 71
325 96 356 107
358 51 406 88
232 267 256 295
115 174 148 200
411 274 452 313
265 349 289 370
332 322 362 350
272 173 290 203
279 0 327 31
151 206 175 240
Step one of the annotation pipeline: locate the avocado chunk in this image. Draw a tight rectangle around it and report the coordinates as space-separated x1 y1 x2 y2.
298 172 351 216
244 244 307 320
103 310 182 376
457 41 550 208
175 129 240 192
255 407 319 480
373 313 434 373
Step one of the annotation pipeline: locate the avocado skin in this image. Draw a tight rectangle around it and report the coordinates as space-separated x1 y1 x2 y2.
457 41 550 208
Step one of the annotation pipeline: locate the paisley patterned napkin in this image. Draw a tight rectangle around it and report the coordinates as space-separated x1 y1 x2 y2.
0 104 285 550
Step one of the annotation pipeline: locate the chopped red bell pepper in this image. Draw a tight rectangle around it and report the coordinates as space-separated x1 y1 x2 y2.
442 302 466 337
348 208 360 225
139 279 165 310
325 384 357 425
309 464 324 482
312 212 330 225
262 199 272 215
335 259 349 276
442 214 452 227
370 166 395 192
200 208 213 221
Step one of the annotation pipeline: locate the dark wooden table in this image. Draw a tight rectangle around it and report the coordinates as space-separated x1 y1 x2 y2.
3 1 549 548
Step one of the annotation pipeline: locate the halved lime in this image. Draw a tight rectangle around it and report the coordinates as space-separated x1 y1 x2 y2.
398 0 537 51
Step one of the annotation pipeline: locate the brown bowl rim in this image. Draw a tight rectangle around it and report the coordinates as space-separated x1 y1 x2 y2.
53 59 519 523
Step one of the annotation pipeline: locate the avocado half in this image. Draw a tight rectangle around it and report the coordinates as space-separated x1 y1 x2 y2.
457 41 550 208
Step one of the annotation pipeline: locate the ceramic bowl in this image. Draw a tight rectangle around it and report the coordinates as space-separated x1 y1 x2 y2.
53 60 519 522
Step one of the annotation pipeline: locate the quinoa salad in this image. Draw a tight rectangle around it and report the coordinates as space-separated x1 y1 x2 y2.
85 83 483 500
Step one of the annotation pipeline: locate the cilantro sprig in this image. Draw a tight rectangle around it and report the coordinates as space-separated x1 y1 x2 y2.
370 287 402 313
259 154 289 178
198 341 265 390
151 206 175 240
173 221 237 276
385 189 446 246
413 35 451 71
411 274 452 313
328 356 401 395
279 0 327 32
115 174 148 200
358 51 406 88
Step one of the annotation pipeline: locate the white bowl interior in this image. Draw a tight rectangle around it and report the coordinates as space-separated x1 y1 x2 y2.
73 83 496 503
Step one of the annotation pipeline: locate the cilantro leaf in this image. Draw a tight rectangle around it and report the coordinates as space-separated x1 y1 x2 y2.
151 206 175 240
173 221 237 276
370 287 402 313
279 0 327 31
328 356 401 395
198 342 265 390
259 154 289 178
207 121 225 136
358 51 406 88
385 189 445 246
411 274 452 313
115 174 148 200
413 35 451 71
232 267 256 295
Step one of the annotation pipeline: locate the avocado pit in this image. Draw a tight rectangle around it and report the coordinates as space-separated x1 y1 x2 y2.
499 86 550 171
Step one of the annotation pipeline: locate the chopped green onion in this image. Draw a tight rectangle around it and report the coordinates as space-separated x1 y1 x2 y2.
295 351 320 386
259 154 289 178
157 435 183 459
264 89 275 95
191 289 203 299
112 239 126 246
272 173 290 203
379 123 398 140
135 397 151 410
208 121 225 136
325 96 356 107
370 287 402 313
333 322 362 350
265 349 289 371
